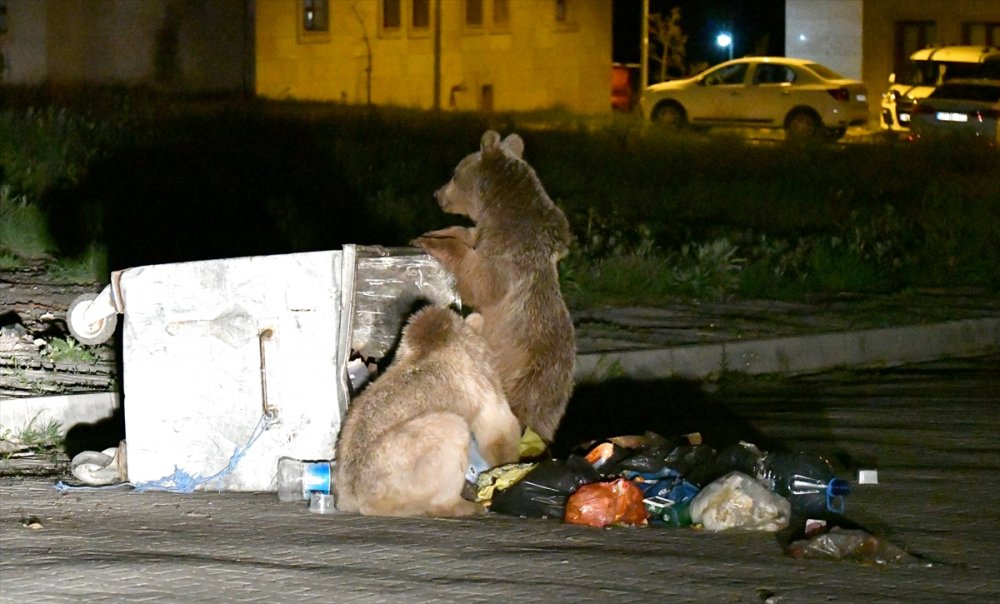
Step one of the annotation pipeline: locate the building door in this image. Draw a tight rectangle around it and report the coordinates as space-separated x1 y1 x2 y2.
481 84 494 112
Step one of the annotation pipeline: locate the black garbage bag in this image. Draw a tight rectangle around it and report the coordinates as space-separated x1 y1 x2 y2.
609 441 718 488
608 433 677 474
490 455 601 519
660 444 718 487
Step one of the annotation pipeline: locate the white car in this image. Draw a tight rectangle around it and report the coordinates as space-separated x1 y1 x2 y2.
639 57 870 141
880 45 1000 133
910 79 1000 145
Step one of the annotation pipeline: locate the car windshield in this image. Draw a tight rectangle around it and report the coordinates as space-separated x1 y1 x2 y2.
897 60 985 86
930 83 1000 102
805 63 844 80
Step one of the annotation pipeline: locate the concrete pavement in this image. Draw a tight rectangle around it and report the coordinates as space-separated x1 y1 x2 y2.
2 356 998 602
1 292 999 602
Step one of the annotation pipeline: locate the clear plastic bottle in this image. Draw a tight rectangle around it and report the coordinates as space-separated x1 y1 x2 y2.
276 457 334 503
754 451 853 518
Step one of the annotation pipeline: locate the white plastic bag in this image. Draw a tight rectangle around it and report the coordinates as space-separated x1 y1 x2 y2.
690 471 790 532
70 443 127 486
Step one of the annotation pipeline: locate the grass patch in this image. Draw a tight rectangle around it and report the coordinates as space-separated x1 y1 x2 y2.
46 242 108 284
1 413 64 458
563 238 745 307
42 337 98 364
0 187 55 260
0 252 21 270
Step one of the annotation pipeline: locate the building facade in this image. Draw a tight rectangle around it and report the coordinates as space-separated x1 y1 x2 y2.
785 0 1000 122
0 0 253 92
254 0 613 113
1 0 612 114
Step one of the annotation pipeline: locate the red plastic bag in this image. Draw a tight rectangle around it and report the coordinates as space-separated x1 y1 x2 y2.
564 478 648 528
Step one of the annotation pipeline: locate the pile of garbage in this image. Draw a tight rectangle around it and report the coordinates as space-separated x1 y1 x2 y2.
471 431 910 565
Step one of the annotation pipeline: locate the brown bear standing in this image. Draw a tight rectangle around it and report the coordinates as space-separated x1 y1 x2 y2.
413 130 575 442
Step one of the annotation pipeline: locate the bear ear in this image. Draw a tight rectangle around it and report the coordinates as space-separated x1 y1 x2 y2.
401 306 456 359
480 130 502 154
502 134 524 159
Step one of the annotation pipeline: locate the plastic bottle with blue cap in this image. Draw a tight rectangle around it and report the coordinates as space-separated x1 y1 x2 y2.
276 457 335 503
713 442 852 518
754 450 853 518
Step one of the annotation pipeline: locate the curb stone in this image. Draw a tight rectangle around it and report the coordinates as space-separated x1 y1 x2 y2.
575 317 1000 382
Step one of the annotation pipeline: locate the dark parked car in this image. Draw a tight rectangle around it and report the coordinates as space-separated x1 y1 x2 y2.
910 79 1000 145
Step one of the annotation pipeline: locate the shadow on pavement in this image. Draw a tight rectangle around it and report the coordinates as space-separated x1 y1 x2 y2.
552 377 781 457
63 406 125 459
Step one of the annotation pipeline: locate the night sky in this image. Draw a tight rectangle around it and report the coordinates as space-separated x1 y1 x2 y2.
613 0 786 68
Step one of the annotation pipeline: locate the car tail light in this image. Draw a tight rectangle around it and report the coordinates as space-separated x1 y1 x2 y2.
827 88 850 102
977 108 1000 120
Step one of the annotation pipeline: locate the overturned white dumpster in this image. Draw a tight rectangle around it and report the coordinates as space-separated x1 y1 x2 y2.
67 245 457 491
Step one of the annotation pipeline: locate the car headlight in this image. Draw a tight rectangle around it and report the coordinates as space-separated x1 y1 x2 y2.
882 90 901 103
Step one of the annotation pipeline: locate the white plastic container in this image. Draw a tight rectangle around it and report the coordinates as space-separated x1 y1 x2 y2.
73 245 457 492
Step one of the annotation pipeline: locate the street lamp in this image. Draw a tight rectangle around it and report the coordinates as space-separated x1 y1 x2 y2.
717 32 733 61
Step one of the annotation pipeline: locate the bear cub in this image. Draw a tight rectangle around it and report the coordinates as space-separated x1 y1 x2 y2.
413 130 575 442
335 305 521 517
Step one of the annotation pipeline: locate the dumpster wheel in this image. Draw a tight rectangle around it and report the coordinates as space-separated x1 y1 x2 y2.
67 292 118 345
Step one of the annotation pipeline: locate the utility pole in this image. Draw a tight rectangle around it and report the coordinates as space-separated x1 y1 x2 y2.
640 0 649 91
433 0 441 110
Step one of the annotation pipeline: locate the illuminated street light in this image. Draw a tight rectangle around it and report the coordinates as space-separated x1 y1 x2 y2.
717 32 733 61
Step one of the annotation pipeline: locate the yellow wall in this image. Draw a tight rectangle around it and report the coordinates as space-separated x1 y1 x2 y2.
1 0 250 90
255 0 613 114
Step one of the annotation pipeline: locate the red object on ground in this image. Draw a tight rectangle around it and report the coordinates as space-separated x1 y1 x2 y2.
564 478 649 528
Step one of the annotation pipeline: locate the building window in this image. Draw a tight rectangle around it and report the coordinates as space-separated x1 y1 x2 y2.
493 0 509 29
555 0 567 23
481 84 494 112
382 0 401 30
413 0 430 29
0 0 7 34
963 22 1000 47
303 0 328 32
894 21 936 74
465 0 483 28
553 0 576 30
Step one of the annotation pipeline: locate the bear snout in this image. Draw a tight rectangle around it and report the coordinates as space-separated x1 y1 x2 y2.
434 186 453 211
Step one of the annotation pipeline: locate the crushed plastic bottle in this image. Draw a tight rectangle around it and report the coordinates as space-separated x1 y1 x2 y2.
787 527 917 565
465 433 491 483
276 457 334 503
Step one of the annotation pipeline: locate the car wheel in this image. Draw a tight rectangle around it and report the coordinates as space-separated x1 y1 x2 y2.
785 111 822 143
652 102 686 129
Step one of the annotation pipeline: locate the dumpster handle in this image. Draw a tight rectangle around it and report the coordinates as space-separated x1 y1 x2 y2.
259 328 276 421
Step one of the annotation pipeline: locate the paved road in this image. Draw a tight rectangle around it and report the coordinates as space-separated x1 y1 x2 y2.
1 355 997 603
